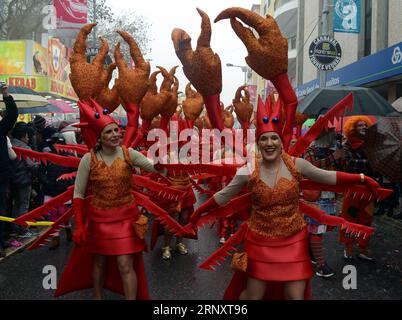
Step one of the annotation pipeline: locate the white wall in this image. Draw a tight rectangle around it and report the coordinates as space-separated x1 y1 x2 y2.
388 0 402 46
302 0 320 83
333 33 359 69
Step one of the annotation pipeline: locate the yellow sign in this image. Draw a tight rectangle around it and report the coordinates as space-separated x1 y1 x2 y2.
0 41 26 75
48 38 78 100
33 42 48 76
17 114 32 122
0 75 48 92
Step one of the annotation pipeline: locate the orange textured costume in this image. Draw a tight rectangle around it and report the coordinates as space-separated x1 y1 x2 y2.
224 154 313 299
55 146 149 298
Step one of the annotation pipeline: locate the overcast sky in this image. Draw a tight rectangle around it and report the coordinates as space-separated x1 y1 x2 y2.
106 0 258 105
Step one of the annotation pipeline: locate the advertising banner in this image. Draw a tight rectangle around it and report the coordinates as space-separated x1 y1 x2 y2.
0 41 26 75
51 0 88 39
32 42 48 76
48 38 78 100
0 75 48 92
333 0 361 34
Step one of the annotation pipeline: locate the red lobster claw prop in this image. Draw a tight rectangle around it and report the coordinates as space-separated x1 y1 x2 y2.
199 222 248 270
289 93 353 157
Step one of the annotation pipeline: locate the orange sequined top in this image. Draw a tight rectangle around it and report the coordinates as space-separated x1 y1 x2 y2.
247 153 306 239
88 146 134 209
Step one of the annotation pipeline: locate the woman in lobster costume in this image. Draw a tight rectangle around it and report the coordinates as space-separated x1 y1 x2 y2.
11 25 189 300
57 26 160 300
169 7 390 300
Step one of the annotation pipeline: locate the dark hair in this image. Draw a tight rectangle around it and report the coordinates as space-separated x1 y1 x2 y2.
33 115 46 132
11 123 29 140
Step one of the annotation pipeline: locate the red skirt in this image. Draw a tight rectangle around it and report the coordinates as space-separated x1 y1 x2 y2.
245 228 313 281
83 203 146 256
224 228 313 300
55 203 149 298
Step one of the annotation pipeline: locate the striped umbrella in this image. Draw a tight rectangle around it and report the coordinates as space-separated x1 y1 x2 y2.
0 86 61 114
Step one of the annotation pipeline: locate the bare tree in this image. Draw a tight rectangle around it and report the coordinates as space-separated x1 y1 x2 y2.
97 11 152 60
87 0 114 24
0 0 51 40
0 0 151 58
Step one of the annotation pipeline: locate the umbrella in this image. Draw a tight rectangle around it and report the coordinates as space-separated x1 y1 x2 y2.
392 97 402 113
0 85 57 113
48 99 76 114
297 86 398 117
0 86 48 107
363 117 402 183
0 86 67 114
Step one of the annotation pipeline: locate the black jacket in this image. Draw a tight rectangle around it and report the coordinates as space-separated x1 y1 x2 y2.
0 96 18 183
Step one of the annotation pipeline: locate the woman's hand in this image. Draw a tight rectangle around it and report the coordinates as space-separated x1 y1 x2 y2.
171 8 222 96
363 175 380 198
215 7 288 80
1 82 9 97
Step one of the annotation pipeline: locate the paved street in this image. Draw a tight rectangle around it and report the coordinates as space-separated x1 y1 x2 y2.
0 206 401 300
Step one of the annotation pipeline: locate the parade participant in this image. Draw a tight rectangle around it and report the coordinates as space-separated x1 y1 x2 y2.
171 7 384 300
160 169 195 259
11 25 191 299
0 83 18 258
303 128 343 278
43 133 75 250
158 80 196 260
341 116 376 262
9 123 39 238
59 98 158 300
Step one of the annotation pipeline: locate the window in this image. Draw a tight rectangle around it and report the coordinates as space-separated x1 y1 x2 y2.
288 36 297 50
364 0 372 56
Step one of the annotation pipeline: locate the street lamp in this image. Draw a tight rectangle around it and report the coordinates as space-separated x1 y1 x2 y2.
226 63 249 85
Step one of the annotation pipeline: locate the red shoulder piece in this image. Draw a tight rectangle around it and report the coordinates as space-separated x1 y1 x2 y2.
190 179 215 196
159 163 241 177
300 180 393 202
54 144 89 156
299 201 375 239
57 171 78 181
133 191 189 237
198 222 248 271
289 93 353 157
14 147 81 168
132 174 186 200
13 187 74 226
195 193 252 230
28 208 74 250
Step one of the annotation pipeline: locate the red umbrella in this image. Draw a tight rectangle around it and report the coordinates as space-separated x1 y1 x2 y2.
363 117 402 183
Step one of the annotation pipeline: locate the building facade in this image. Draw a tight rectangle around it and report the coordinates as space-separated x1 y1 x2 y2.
252 0 402 104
